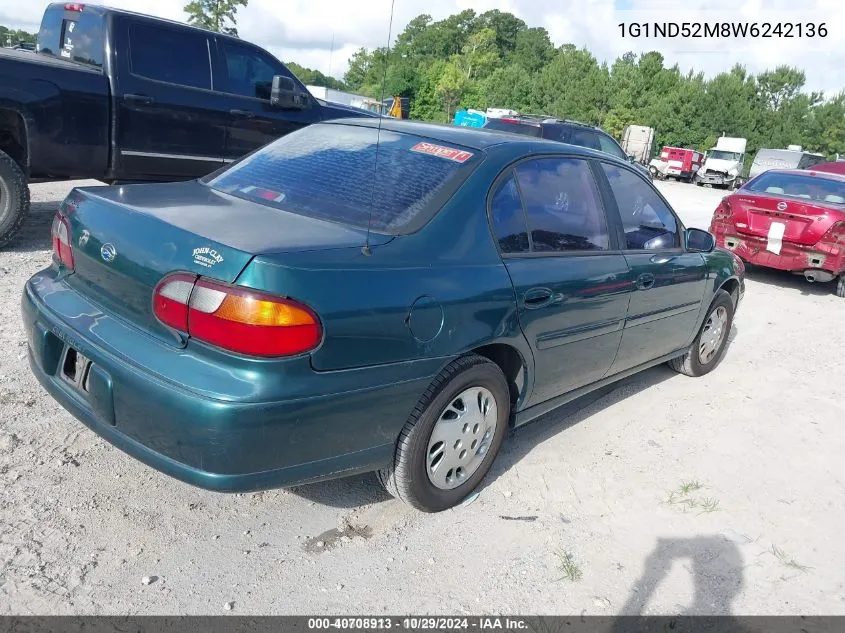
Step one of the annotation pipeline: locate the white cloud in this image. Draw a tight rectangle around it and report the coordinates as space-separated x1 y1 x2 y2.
1 0 842 93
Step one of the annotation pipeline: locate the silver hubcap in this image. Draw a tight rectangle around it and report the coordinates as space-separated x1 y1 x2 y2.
426 387 498 490
0 177 8 213
698 305 728 365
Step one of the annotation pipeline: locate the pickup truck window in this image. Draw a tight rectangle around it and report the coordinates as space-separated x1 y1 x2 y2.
219 40 289 101
37 4 104 68
129 22 211 90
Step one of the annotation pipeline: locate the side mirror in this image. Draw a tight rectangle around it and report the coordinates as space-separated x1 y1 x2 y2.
686 228 715 252
271 75 307 109
628 154 637 163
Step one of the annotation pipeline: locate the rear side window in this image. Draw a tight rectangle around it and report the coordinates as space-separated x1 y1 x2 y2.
129 23 211 90
514 158 609 252
490 175 529 253
568 129 602 151
602 162 680 250
219 40 289 100
207 124 479 233
37 4 104 68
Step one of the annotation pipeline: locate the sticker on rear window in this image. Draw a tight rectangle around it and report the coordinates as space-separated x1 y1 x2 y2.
241 185 286 203
410 142 474 163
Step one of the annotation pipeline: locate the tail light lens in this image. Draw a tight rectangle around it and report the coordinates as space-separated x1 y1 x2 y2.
153 274 322 357
51 214 74 270
819 221 845 246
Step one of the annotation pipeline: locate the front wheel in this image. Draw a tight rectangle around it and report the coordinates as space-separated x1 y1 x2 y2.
836 275 845 298
378 354 510 512
669 290 734 377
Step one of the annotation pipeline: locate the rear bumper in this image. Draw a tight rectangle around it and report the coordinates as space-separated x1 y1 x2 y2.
713 229 845 276
22 269 443 492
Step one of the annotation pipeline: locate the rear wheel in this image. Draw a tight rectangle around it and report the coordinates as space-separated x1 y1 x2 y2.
378 354 510 512
836 275 845 298
0 149 30 248
669 290 734 377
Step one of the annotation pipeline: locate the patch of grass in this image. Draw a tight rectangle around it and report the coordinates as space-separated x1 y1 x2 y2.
699 498 720 514
771 545 812 573
678 480 703 495
555 550 582 582
666 491 697 510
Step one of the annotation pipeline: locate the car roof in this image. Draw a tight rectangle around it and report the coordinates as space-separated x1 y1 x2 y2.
325 117 567 151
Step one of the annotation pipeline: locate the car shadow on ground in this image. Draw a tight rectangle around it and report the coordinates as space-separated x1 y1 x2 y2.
744 263 837 297
293 324 739 509
610 535 745 621
7 201 60 253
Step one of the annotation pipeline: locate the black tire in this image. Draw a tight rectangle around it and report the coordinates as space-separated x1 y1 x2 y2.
0 149 30 248
377 354 510 512
669 290 734 377
836 275 845 298
695 180 703 187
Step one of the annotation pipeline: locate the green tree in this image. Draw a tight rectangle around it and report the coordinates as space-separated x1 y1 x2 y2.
457 27 499 81
436 60 468 120
512 28 554 73
532 45 609 123
286 62 346 90
183 0 248 36
0 25 37 47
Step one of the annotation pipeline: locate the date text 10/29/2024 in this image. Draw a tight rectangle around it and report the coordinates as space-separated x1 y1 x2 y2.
618 22 828 38
308 618 528 630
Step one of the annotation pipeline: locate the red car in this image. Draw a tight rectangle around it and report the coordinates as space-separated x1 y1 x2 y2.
709 168 845 297
810 161 845 176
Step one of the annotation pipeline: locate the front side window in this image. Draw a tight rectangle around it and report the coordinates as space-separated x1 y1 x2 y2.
220 40 287 100
514 158 609 252
597 133 628 159
129 23 211 90
567 128 602 152
602 162 680 250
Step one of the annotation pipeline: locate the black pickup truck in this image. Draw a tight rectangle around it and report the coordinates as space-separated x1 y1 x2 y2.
0 3 376 246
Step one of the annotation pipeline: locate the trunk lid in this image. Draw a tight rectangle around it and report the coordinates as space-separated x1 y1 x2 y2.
62 181 389 346
727 193 845 246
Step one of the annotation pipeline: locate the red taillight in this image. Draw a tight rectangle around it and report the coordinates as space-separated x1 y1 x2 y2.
64 3 85 11
819 221 845 245
51 214 74 270
153 274 322 357
499 118 521 124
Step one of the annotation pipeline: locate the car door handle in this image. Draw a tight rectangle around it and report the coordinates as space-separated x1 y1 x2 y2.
636 273 656 290
523 287 553 309
650 255 676 264
229 109 256 118
124 93 154 105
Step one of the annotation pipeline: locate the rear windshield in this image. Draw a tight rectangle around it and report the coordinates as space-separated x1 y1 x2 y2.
482 119 541 137
746 172 845 205
37 3 104 68
206 124 480 233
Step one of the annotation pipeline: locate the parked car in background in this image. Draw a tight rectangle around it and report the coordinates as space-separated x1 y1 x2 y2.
808 161 845 176
23 120 743 512
709 168 845 297
650 146 704 182
0 2 377 247
480 115 653 180
748 147 826 180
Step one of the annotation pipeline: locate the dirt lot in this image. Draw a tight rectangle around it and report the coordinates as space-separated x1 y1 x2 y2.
1 179 844 615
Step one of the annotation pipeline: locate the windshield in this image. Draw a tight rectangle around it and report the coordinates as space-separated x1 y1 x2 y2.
746 171 845 205
708 150 742 161
207 123 480 233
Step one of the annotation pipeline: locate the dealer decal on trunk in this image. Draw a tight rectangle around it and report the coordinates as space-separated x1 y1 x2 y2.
192 247 225 269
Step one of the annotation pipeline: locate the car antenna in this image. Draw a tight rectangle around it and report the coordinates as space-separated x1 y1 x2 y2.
362 0 396 257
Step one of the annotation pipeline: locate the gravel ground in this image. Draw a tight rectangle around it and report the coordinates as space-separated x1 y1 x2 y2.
1 178 844 615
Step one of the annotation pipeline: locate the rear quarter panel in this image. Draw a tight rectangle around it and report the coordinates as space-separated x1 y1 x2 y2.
0 51 109 178
235 151 535 399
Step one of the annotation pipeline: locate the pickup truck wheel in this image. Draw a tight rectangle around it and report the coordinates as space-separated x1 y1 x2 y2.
377 354 510 512
0 150 30 248
836 275 845 298
669 290 734 377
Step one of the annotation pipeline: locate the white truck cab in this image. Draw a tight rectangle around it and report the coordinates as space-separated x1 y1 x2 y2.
695 136 748 189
